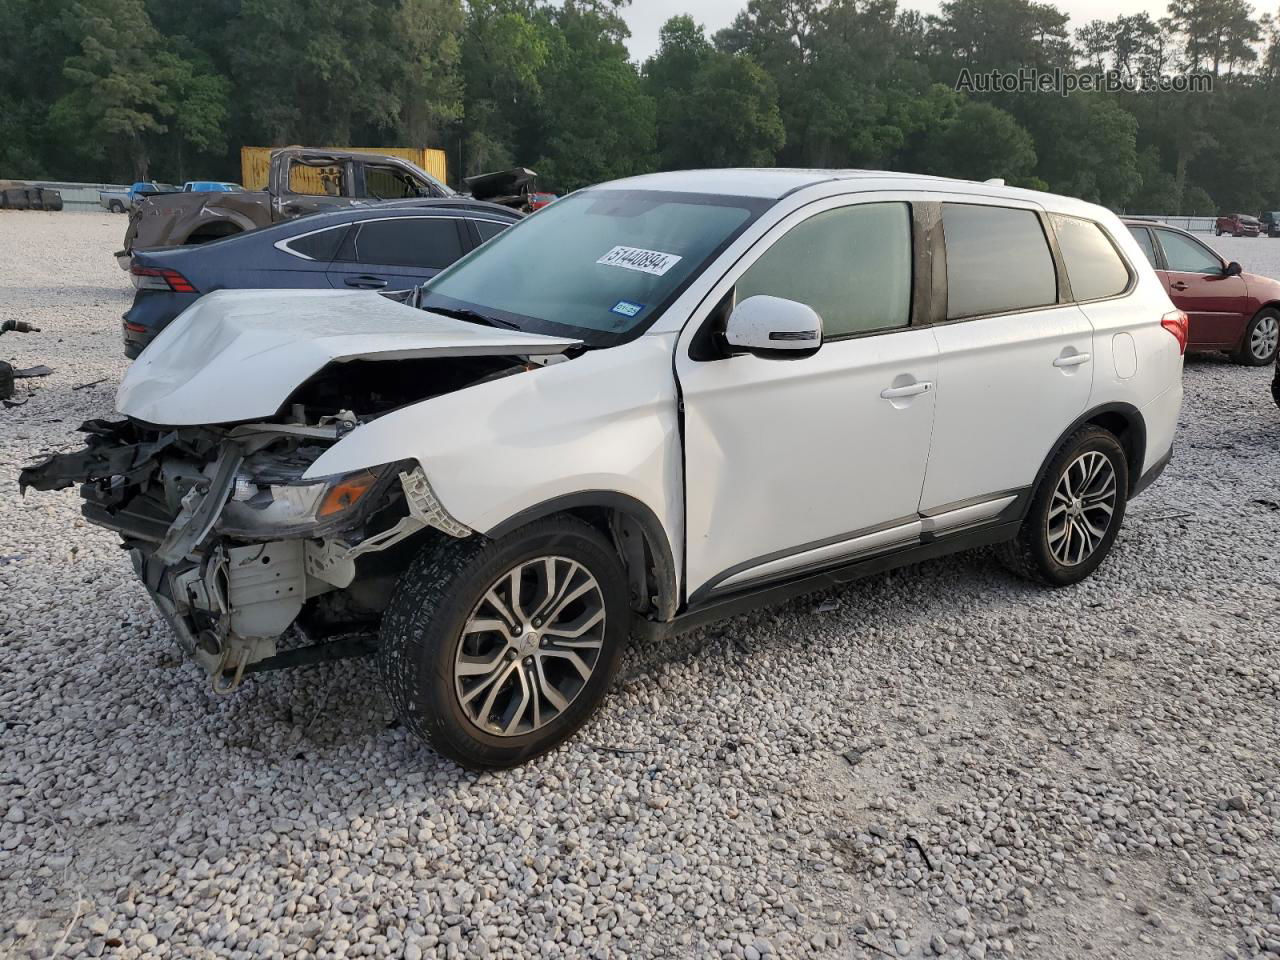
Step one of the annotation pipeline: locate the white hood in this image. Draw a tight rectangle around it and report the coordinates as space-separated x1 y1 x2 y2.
117 289 579 425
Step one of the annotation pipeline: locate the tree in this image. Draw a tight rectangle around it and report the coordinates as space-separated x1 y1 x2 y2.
921 100 1037 183
528 1 656 190
1076 19 1112 71
1167 0 1261 75
459 0 549 175
645 17 784 169
52 0 177 178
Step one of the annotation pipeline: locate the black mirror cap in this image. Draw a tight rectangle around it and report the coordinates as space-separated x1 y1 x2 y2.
1225 261 1243 277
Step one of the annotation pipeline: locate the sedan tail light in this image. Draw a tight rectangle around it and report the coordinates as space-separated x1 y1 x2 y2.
1161 309 1189 354
131 264 197 293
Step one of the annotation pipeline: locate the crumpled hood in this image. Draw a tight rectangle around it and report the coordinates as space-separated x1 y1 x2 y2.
117 289 579 425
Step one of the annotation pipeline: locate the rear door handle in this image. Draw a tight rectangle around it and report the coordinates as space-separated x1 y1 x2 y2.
880 381 933 399
1170 281 1188 291
1053 353 1091 368
344 275 388 289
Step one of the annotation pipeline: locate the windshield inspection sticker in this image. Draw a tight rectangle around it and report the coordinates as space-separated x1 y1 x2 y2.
610 300 645 318
596 245 682 276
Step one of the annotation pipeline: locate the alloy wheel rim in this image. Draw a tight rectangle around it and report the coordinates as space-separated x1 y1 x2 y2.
1251 315 1279 361
1048 451 1118 567
454 556 606 737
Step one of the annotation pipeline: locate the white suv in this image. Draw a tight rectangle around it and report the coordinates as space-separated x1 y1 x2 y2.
22 170 1185 768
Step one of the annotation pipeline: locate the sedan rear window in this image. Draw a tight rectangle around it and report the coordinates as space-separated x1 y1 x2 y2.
942 204 1057 320
1052 215 1131 301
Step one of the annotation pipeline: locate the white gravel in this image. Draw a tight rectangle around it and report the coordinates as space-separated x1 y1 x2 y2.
2 211 1279 960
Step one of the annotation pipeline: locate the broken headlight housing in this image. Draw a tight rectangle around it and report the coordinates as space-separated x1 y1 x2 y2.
216 461 400 539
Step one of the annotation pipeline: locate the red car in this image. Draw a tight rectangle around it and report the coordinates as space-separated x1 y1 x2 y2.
1215 213 1261 237
1124 219 1280 365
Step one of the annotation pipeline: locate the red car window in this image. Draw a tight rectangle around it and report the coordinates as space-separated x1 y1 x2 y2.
1156 230 1221 275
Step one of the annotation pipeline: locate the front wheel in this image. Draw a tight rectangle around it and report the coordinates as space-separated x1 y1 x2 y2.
378 516 629 769
1233 309 1280 366
997 426 1129 586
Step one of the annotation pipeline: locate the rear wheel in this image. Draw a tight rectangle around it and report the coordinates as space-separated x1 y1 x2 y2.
997 426 1129 586
108 200 124 214
378 517 629 769
1233 308 1280 366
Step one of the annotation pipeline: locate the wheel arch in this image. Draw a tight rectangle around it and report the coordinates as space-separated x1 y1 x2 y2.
1034 402 1147 498
482 492 679 624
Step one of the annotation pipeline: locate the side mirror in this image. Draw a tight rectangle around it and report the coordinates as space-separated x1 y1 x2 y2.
1225 261 1243 277
724 295 823 359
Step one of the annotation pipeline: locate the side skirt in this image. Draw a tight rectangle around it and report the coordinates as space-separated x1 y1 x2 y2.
633 519 1021 642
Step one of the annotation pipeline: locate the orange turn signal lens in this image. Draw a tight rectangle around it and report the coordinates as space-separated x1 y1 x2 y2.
316 470 379 517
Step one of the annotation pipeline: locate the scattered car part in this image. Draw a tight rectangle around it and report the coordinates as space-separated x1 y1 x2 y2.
0 319 40 401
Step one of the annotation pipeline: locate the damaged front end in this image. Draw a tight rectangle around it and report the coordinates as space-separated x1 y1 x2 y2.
20 413 468 692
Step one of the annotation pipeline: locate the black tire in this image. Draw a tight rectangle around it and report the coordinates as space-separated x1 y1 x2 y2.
1271 359 1280 410
108 200 124 214
996 425 1129 587
1232 308 1280 366
378 516 630 769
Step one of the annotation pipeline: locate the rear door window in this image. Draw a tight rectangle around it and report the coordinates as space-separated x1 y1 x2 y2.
942 204 1057 320
340 217 466 269
1154 229 1222 275
1126 226 1159 268
1052 215 1131 301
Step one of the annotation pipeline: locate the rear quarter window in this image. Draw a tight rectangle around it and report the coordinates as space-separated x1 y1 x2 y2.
285 225 348 261
941 204 1057 320
1052 215 1131 301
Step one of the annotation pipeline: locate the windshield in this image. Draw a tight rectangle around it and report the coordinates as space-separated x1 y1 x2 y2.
419 189 768 346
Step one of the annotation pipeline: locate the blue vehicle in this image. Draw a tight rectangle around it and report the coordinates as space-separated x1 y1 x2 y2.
121 199 519 358
182 181 245 192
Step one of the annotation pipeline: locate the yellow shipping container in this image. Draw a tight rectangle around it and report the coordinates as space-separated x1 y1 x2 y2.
240 146 449 191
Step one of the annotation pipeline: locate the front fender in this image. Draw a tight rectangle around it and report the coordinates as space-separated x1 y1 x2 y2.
305 333 684 586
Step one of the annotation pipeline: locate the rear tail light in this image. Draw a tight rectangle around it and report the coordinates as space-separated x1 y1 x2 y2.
1161 309 1189 354
131 264 197 293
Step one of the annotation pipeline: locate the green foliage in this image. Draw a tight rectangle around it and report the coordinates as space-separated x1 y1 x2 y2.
1 0 1278 214
644 18 784 169
922 101 1037 182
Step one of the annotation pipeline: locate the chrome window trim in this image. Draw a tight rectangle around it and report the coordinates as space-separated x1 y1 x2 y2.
273 214 472 262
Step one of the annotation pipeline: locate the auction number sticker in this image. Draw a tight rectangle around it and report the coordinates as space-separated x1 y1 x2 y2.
596 245 682 276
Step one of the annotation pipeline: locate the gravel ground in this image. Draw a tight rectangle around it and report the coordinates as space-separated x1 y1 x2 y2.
2 211 1279 960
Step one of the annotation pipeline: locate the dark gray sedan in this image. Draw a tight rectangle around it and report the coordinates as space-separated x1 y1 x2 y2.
122 199 519 358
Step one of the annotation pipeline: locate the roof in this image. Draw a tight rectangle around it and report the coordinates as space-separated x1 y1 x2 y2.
595 168 1035 200
591 169 1121 222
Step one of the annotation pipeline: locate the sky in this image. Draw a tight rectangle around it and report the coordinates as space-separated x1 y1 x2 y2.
618 0 1174 62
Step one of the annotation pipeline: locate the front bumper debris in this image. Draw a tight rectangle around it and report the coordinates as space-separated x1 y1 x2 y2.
19 418 470 693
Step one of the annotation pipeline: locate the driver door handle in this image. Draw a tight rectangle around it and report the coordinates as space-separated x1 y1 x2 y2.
344 275 388 289
1170 281 1188 291
880 381 933 399
1053 352 1091 368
